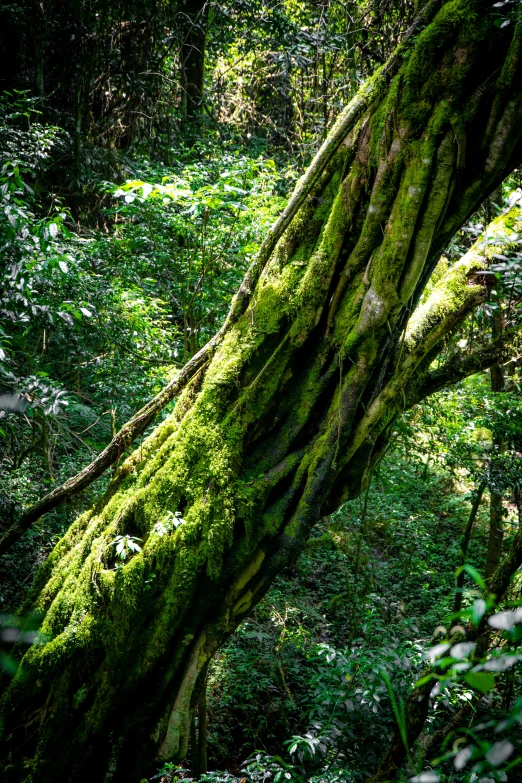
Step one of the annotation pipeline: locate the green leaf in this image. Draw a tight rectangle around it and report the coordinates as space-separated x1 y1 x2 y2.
464 671 495 693
413 673 435 688
455 564 486 590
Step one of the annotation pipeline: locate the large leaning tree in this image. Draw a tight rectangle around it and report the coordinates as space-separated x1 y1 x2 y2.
2 1 522 780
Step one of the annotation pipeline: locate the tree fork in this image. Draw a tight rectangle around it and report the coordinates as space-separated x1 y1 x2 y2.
1 4 522 781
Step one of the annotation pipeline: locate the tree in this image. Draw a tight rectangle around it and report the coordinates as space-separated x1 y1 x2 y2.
179 0 209 130
1 2 522 781
485 304 506 578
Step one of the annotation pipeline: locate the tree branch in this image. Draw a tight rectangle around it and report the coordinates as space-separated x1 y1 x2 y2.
0 359 208 557
414 335 513 402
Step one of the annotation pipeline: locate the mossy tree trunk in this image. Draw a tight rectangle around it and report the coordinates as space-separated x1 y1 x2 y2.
2 3 522 781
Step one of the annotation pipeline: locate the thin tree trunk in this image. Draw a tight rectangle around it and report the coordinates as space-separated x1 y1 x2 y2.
453 481 486 615
485 309 505 579
180 0 208 132
190 711 199 777
487 488 504 576
1 5 522 781
515 486 522 527
34 0 46 97
190 667 207 778
74 85 84 175
197 673 208 776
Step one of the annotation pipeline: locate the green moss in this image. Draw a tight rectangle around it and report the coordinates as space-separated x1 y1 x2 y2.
5 163 355 717
399 0 486 129
368 75 402 169
406 206 522 346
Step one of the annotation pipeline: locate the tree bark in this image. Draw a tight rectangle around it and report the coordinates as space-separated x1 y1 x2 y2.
453 481 486 616
197 672 208 776
179 0 209 131
485 308 506 578
2 4 522 781
486 472 505 577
